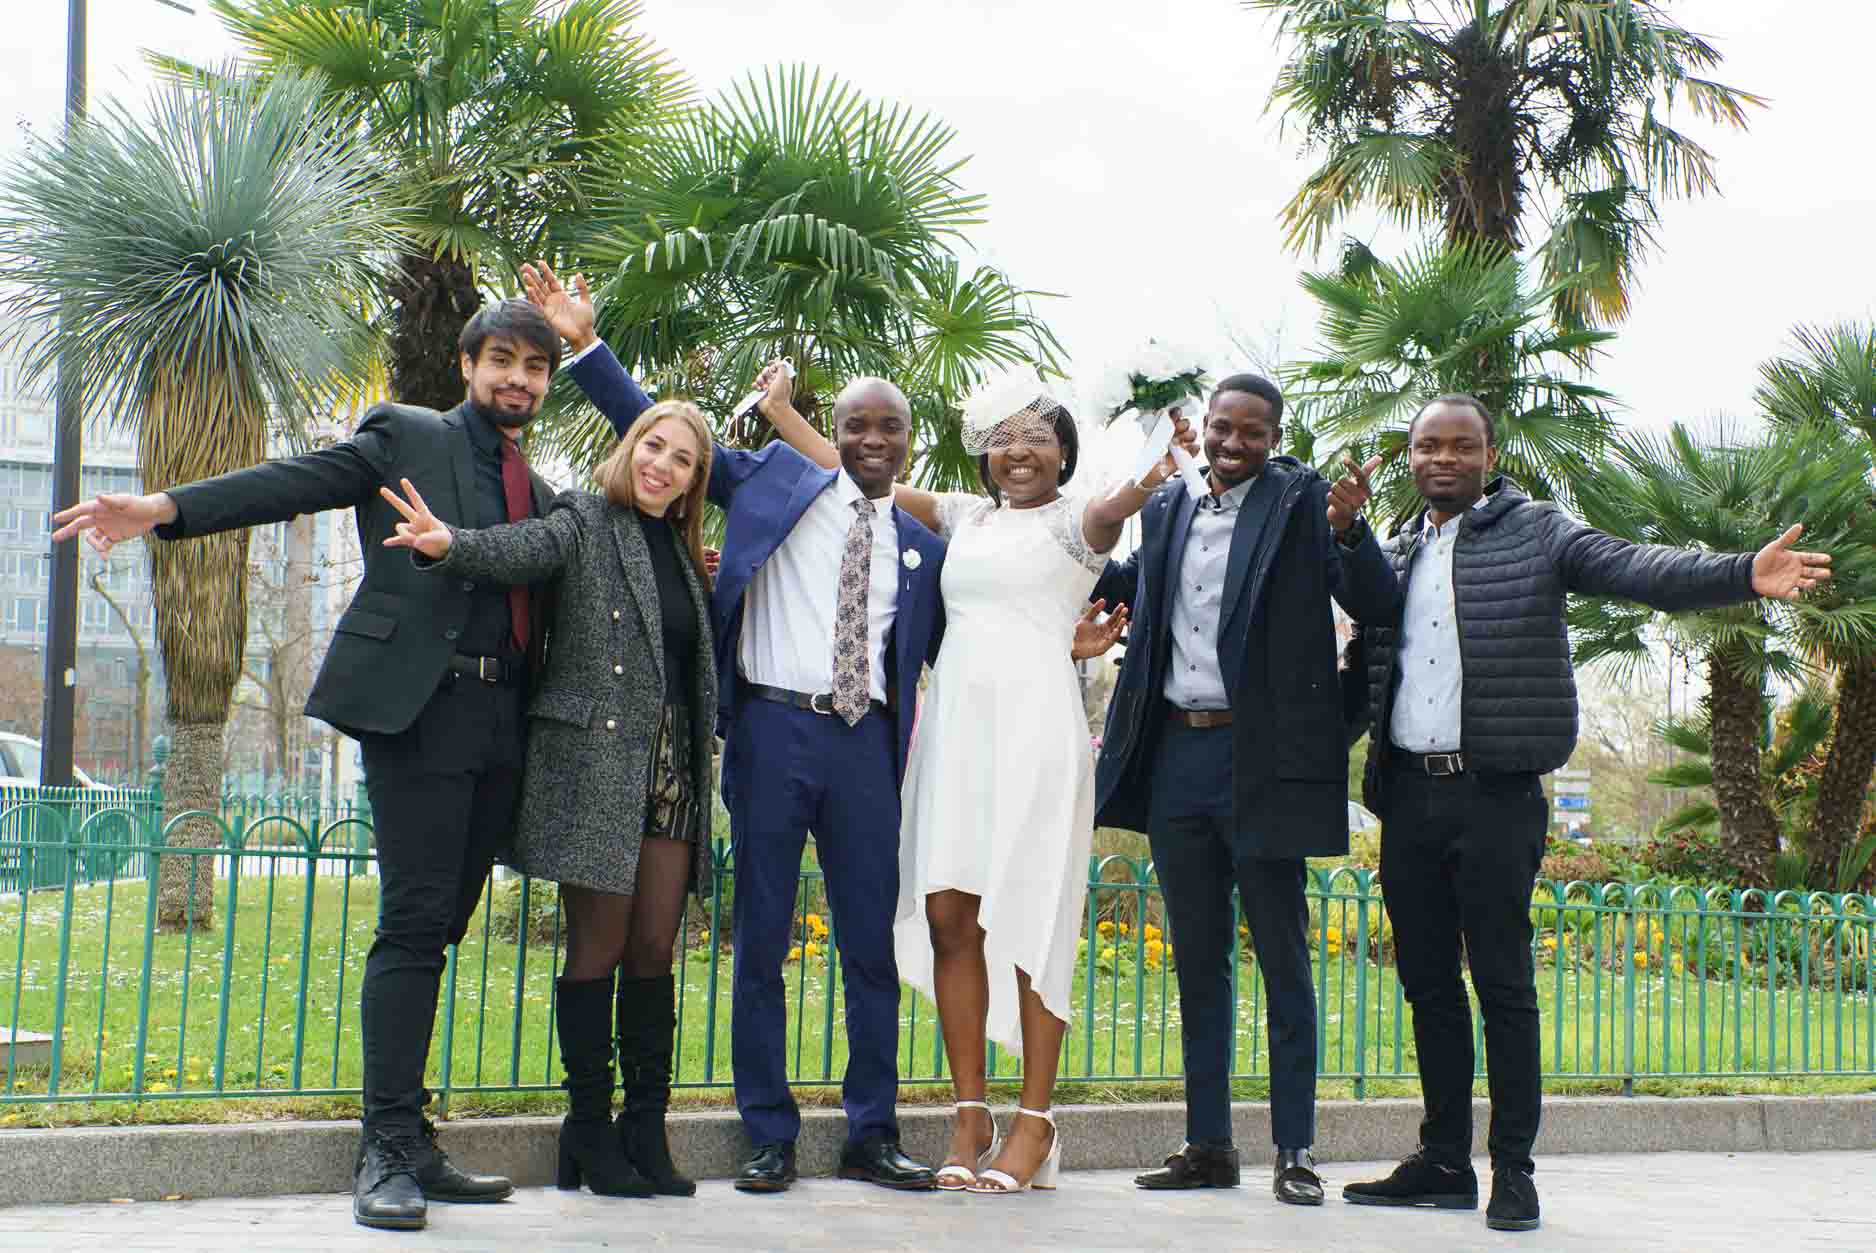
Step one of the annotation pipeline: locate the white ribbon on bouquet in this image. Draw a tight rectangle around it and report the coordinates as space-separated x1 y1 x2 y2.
1127 398 1209 499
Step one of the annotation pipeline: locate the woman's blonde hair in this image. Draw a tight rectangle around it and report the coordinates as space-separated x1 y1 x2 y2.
593 399 715 587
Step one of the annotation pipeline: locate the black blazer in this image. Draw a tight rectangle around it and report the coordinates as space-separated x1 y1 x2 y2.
158 402 553 738
1090 457 1400 858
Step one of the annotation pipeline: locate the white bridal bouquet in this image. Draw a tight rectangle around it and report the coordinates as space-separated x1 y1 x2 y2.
1091 339 1211 498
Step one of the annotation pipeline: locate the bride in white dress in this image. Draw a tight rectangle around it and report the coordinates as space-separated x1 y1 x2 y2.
759 365 1187 1194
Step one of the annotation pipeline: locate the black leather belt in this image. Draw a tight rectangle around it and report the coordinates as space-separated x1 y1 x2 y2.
1169 707 1233 729
745 681 888 718
446 653 526 687
1391 748 1466 776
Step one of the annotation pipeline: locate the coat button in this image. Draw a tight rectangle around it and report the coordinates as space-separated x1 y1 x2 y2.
605 719 617 731
443 628 459 641
612 609 621 620
613 664 623 675
461 580 475 592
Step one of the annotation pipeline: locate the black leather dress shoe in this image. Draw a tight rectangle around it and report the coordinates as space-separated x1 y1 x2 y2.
1274 1147 1324 1206
837 1138 938 1190
1486 1165 1540 1231
1343 1149 1478 1209
1134 1143 1241 1190
734 1143 798 1194
354 1132 426 1231
414 1118 514 1202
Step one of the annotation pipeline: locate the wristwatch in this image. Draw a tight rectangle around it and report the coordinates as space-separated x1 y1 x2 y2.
1336 515 1371 549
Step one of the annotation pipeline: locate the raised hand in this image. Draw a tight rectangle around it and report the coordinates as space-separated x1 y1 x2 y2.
755 358 794 417
1751 524 1832 601
1072 598 1129 660
1327 453 1381 534
51 491 177 555
519 260 597 352
378 478 453 560
703 546 721 578
1143 413 1196 490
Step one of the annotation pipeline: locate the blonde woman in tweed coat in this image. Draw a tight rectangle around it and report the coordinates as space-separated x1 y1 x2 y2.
381 399 716 1202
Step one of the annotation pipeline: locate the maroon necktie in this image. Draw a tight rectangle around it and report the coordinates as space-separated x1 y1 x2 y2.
499 437 532 651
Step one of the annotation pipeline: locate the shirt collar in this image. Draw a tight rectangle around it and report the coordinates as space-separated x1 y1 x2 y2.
1422 495 1489 537
833 468 889 512
1199 471 1258 512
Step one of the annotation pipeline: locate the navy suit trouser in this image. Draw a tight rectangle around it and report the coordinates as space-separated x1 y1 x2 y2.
1148 718 1317 1150
722 696 903 1148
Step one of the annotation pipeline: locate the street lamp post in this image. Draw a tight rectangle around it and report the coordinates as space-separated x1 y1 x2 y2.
41 0 194 787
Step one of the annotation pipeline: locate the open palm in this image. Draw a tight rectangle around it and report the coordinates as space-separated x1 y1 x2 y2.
519 261 597 350
379 478 453 560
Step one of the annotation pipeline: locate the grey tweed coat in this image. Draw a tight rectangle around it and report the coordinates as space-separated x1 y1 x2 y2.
429 490 717 897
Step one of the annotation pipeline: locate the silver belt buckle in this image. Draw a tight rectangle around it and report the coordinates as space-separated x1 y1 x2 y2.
1425 752 1463 776
809 691 837 716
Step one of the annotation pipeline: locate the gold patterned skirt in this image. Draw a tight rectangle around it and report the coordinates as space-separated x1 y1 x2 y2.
645 700 700 847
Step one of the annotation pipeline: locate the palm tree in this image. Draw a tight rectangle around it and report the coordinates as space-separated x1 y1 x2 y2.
1249 0 1764 325
539 65 1062 486
1570 423 1876 884
0 71 396 929
1752 322 1876 879
187 0 686 411
1284 238 1615 524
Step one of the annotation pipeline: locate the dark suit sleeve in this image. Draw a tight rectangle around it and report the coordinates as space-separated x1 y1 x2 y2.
426 491 587 586
1328 522 1401 624
1092 549 1141 609
566 340 654 438
1541 507 1756 610
157 408 395 539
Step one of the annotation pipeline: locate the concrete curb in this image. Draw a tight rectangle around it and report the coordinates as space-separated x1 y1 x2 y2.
2 1094 1872 1208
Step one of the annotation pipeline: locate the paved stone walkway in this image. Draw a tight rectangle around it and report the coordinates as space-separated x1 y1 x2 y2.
4 1152 1871 1251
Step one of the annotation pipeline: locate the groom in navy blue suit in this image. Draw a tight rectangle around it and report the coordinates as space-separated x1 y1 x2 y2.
525 266 946 1194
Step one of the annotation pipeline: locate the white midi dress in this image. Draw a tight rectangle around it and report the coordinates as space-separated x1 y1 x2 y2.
893 492 1110 1051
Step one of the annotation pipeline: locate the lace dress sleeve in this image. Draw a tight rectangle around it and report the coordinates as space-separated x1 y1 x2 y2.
930 491 991 539
1045 493 1114 576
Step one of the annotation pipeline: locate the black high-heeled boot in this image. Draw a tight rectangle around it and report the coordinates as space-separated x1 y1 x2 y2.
615 973 695 1197
555 975 654 1198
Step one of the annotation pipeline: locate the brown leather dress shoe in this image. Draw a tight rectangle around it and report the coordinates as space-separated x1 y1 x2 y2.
1134 1143 1241 1190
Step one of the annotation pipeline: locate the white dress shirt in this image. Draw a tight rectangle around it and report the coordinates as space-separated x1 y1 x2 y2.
740 469 899 703
1390 499 1488 752
1163 475 1257 710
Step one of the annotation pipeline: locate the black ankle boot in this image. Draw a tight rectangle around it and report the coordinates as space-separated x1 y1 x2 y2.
555 975 654 1198
616 973 695 1197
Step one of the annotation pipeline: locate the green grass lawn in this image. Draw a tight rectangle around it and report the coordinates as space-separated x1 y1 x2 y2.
3 868 1874 1128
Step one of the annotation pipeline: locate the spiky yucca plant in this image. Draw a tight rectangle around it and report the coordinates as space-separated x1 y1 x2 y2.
0 71 397 928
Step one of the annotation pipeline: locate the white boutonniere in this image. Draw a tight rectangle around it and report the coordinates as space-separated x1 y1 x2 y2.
902 549 922 570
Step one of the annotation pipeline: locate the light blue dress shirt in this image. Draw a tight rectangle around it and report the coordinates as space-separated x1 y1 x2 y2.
1163 476 1257 711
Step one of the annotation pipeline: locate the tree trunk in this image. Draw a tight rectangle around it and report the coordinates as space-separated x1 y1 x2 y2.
141 371 264 931
1705 655 1781 886
157 719 224 930
1441 23 1523 251
1806 658 1876 886
390 248 482 411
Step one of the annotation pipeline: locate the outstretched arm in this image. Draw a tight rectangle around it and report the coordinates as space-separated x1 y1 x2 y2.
382 478 582 585
1550 514 1830 610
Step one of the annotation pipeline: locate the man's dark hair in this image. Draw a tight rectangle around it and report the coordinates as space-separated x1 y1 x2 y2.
1212 373 1284 425
1409 393 1497 447
975 404 1080 503
459 298 563 375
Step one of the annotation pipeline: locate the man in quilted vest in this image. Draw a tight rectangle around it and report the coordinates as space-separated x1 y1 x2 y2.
1343 395 1831 1233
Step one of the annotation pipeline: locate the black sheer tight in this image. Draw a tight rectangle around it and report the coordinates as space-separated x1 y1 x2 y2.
559 837 694 980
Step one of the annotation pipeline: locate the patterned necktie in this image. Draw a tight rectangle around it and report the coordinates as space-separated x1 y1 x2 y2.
499 437 533 651
830 496 877 726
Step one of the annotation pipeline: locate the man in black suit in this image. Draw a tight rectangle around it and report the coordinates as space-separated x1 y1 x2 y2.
50 300 594 1231
1090 375 1398 1207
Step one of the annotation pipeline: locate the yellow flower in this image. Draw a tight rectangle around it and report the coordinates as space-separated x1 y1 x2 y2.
698 930 711 946
1632 950 1651 969
786 945 803 963
803 941 822 960
1238 924 1250 938
1099 945 1117 962
1540 936 1558 951
1324 926 1343 947
1144 924 1162 943
146 1082 170 1093
1097 920 1116 938
1118 922 1132 937
805 913 827 937
1670 955 1684 974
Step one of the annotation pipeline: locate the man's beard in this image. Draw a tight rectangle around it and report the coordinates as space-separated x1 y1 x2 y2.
469 394 541 430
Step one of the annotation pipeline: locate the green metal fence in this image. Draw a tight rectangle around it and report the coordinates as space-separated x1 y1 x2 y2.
2 803 1873 1110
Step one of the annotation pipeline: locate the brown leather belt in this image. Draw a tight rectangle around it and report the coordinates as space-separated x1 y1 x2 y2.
1169 707 1233 729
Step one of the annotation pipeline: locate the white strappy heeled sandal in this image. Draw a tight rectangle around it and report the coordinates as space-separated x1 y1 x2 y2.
934 1100 1002 1191
967 1107 1060 1194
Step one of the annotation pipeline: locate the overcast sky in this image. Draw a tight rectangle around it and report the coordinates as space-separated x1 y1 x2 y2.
5 0 1872 451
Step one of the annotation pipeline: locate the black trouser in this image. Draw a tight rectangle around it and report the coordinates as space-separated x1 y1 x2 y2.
1377 763 1548 1174
357 675 525 1135
1148 719 1316 1150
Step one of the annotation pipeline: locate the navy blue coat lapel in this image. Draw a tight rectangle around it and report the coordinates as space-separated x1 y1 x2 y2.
1153 486 1203 674
1219 472 1281 643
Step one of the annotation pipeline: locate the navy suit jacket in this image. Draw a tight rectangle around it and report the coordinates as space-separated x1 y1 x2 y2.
1090 456 1398 857
568 342 947 782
